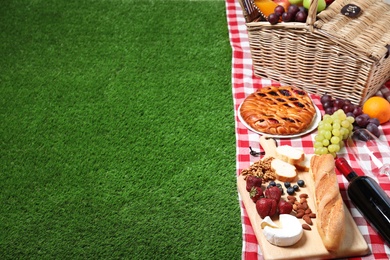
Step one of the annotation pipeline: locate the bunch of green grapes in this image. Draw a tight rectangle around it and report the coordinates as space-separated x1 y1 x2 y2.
314 109 355 158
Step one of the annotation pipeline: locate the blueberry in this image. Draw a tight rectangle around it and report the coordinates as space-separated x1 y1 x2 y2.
293 184 299 191
276 183 282 188
287 187 295 195
269 181 276 186
284 182 291 188
279 187 284 195
297 180 305 187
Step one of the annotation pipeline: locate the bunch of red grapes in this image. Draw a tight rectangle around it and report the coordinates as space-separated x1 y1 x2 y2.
268 5 308 25
320 94 381 137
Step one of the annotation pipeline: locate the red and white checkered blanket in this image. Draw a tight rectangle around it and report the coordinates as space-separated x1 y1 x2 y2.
225 0 390 259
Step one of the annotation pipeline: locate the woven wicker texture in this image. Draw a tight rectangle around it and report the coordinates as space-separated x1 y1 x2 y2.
240 0 390 105
316 0 390 61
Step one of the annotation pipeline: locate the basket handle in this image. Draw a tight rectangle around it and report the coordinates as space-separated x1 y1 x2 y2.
239 0 261 23
306 0 319 31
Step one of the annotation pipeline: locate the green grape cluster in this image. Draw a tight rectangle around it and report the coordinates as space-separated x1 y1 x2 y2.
314 109 355 158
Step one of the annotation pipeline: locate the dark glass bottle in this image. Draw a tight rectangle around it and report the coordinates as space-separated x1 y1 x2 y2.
335 157 390 246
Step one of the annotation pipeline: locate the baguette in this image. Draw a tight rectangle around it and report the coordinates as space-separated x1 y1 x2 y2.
310 154 345 252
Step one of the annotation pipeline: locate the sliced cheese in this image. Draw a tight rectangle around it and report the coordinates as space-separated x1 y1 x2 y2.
261 214 303 247
260 216 279 229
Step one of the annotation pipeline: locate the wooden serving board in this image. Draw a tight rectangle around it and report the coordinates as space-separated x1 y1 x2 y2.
238 161 370 260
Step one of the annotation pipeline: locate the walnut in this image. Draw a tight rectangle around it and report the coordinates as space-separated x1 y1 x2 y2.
241 157 276 182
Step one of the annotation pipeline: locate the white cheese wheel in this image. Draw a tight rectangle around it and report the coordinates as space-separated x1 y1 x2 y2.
261 214 303 247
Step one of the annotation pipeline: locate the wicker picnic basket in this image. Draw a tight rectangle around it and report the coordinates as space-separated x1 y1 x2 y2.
239 0 390 105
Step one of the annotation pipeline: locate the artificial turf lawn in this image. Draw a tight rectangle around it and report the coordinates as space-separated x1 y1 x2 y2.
0 0 241 259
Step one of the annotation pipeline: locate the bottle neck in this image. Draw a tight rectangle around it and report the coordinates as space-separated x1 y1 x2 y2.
344 171 358 182
335 157 359 182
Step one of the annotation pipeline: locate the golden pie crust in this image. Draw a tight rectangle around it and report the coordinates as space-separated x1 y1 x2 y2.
239 86 316 135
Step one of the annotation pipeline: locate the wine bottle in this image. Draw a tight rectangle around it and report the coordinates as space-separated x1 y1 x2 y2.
335 157 390 245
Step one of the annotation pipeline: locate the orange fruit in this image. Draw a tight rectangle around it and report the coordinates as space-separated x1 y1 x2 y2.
254 0 278 18
362 96 390 124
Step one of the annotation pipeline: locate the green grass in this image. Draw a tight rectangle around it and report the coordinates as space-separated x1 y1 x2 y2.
0 0 240 259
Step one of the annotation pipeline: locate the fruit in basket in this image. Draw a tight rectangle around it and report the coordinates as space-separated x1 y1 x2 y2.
273 0 291 10
287 4 300 17
254 0 278 19
362 96 390 124
295 10 308 22
303 0 326 13
264 3 308 24
289 0 303 5
268 13 280 24
282 11 294 22
325 0 334 5
274 5 286 16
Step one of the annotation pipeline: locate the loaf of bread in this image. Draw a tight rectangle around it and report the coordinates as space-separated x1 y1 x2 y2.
310 154 345 252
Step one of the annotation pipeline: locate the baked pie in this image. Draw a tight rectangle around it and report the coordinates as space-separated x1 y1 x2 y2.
239 86 316 135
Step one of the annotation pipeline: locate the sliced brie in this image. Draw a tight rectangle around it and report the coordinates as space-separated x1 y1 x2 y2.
261 214 303 247
260 216 279 229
